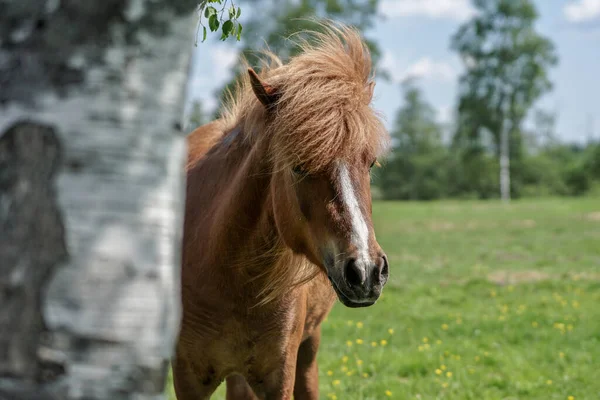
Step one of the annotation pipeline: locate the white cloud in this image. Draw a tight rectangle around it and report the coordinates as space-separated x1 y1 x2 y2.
380 0 476 21
382 52 457 83
403 58 456 81
564 0 600 23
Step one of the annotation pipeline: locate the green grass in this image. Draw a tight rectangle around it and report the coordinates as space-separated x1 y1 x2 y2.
168 197 600 399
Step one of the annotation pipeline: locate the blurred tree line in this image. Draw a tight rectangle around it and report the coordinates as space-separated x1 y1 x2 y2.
374 79 600 200
190 0 600 200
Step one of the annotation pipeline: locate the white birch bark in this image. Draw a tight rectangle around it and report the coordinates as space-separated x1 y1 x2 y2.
0 12 195 400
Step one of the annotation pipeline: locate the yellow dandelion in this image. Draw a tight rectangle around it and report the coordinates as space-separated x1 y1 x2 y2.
440 364 447 371
341 366 348 372
446 372 452 378
532 321 539 328
327 370 333 376
454 355 461 361
327 393 337 400
442 382 449 388
441 324 449 330
347 320 354 326
333 380 341 386
444 351 450 357
422 337 429 343
468 368 475 374
342 356 348 363
346 370 354 376
331 396 337 400
388 328 395 335
456 318 463 325
356 339 364 345
498 315 506 321
490 290 497 297
483 351 490 356
475 356 480 362
385 390 392 397
371 341 378 347
356 321 364 328
418 345 424 352
567 324 574 331
508 285 514 292
356 359 363 366
424 343 431 350
546 380 553 385
346 340 353 347
435 369 442 375
363 372 369 378
559 352 565 359
572 300 580 309
436 339 442 345
568 396 575 400
381 339 388 346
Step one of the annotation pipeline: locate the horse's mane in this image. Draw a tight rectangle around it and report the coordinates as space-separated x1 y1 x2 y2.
220 21 389 173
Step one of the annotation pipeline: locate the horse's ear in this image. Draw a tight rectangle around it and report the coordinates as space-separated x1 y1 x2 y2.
365 81 375 104
248 68 279 109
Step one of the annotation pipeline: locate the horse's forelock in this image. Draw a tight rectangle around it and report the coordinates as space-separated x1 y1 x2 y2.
220 21 390 173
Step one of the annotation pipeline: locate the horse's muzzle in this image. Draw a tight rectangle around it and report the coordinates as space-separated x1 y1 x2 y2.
327 254 389 308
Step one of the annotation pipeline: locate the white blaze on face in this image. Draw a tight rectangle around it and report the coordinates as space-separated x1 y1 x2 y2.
338 163 370 263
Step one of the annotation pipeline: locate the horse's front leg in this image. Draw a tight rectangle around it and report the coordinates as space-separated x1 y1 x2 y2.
293 328 321 400
248 333 303 400
252 354 298 400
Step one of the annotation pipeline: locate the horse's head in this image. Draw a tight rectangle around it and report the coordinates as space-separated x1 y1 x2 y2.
270 154 389 309
243 25 390 307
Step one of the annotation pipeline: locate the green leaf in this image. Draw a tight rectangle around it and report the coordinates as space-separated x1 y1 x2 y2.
236 22 243 41
229 6 235 20
236 6 241 18
202 26 207 42
208 14 219 31
204 6 217 18
222 20 234 37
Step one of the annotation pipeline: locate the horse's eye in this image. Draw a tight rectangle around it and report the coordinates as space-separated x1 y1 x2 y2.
370 159 377 169
292 165 308 177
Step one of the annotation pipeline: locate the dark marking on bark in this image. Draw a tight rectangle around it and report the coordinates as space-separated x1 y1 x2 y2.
0 120 68 384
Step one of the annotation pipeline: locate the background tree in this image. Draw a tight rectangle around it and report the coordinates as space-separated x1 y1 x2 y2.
450 0 558 201
187 100 207 130
378 79 448 200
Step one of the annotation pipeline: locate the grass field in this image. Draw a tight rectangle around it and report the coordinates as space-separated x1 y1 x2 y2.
168 198 600 399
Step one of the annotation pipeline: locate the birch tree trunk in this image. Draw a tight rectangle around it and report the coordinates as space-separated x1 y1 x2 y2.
0 3 196 398
499 119 511 202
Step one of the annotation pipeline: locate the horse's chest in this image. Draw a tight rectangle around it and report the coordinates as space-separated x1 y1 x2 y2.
208 314 290 375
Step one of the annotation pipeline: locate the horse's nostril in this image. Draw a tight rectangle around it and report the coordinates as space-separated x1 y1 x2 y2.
381 255 389 279
344 258 366 287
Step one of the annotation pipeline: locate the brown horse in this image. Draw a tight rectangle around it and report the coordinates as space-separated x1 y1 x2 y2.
173 22 390 400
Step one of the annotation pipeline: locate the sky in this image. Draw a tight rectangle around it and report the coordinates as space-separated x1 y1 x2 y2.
186 0 600 143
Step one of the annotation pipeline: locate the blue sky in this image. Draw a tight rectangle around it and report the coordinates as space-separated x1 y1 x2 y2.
187 0 600 143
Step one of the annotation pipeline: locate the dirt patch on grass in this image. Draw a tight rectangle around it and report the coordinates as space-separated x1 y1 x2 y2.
487 270 551 285
488 270 600 285
512 219 536 228
585 212 600 222
494 252 531 262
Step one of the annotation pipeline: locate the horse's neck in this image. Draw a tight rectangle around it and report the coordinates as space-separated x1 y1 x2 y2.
185 125 288 285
